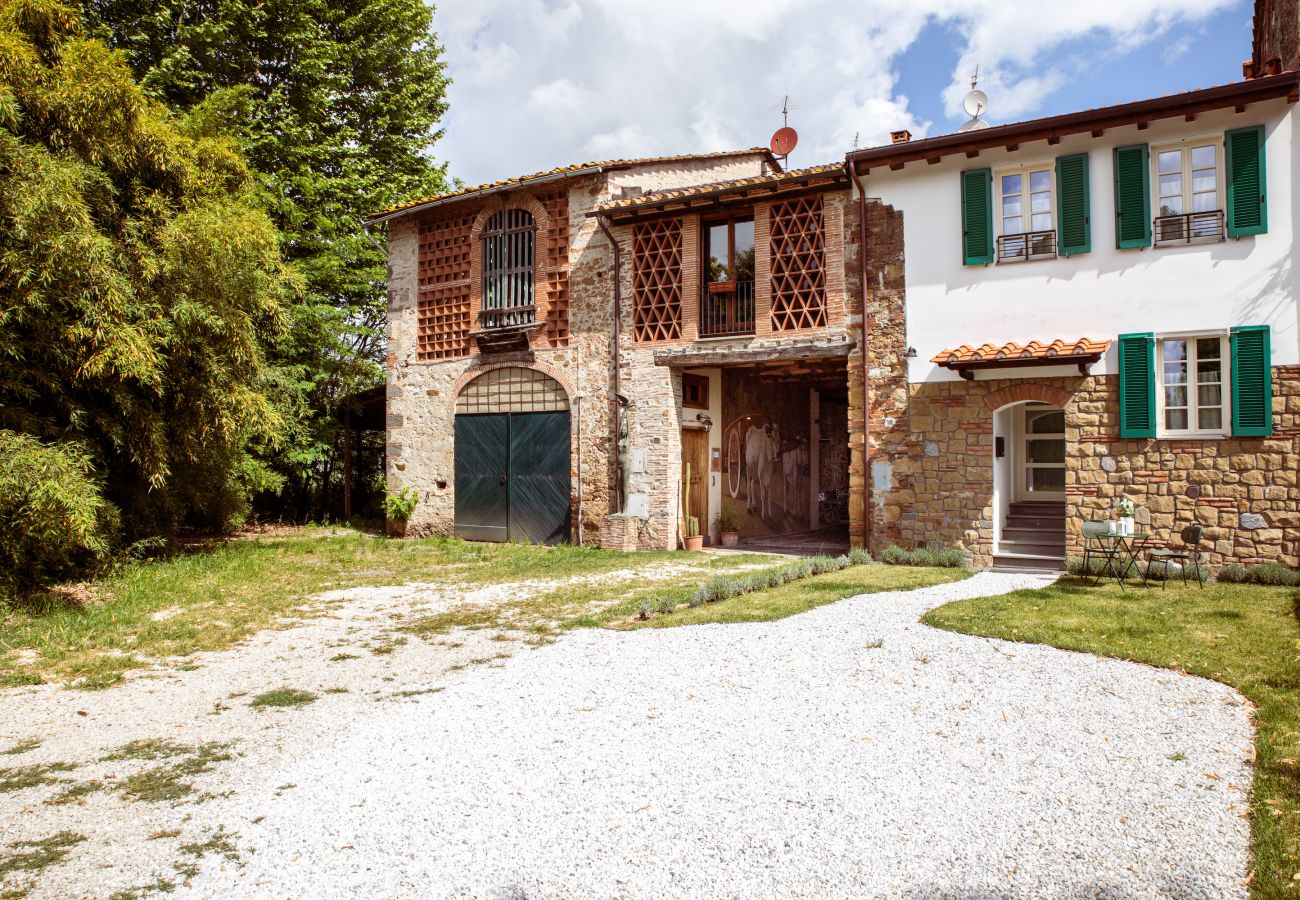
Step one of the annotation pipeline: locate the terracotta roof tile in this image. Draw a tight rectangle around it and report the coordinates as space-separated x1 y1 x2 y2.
595 162 846 213
370 148 779 220
931 338 1112 366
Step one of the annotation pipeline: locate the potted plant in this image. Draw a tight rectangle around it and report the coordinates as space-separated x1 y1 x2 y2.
384 486 419 537
683 515 704 551
1115 497 1136 536
681 463 704 551
714 510 741 548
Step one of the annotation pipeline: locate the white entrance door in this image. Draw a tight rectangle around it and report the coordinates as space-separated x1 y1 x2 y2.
1017 404 1065 501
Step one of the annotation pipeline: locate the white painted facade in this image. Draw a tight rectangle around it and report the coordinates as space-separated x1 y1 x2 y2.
855 99 1300 383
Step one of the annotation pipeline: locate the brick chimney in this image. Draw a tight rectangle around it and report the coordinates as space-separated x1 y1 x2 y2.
890 129 912 144
1248 0 1299 77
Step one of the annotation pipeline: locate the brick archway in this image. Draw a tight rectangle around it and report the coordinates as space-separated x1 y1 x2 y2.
453 359 577 402
984 383 1075 411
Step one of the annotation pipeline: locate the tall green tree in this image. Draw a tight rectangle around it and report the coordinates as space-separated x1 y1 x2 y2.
84 0 451 519
0 0 297 555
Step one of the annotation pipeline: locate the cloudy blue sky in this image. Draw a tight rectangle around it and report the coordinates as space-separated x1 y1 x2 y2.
433 0 1253 186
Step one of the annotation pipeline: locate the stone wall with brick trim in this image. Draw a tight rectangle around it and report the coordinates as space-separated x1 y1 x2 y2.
861 332 1300 568
599 190 866 551
387 165 865 548
1066 366 1300 568
386 174 617 541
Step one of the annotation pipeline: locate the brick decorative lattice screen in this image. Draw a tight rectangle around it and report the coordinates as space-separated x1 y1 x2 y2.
632 219 683 342
417 210 475 359
456 366 570 414
769 195 827 331
541 190 570 347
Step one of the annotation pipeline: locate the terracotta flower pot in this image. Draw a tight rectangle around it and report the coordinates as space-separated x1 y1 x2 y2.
720 531 740 548
683 535 704 551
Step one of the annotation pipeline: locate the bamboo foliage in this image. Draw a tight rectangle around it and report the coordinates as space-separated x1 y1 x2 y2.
0 0 298 553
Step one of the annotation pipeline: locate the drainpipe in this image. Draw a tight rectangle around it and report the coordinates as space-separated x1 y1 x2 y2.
361 219 385 254
596 214 629 514
846 159 872 553
575 393 584 544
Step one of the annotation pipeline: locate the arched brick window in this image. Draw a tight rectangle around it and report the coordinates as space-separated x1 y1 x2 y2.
480 209 536 329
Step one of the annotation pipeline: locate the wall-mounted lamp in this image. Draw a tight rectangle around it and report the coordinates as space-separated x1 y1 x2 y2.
695 413 713 432
904 346 918 359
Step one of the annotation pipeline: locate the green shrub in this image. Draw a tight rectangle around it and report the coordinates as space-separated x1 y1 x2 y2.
1216 562 1300 586
881 544 968 569
655 597 675 615
1216 564 1248 584
384 487 419 523
1065 555 1139 579
848 547 872 566
0 432 116 599
646 548 874 619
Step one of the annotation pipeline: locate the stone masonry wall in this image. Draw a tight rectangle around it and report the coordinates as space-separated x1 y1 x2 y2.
386 174 616 541
861 197 1299 570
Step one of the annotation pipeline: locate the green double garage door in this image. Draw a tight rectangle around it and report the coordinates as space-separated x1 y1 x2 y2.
453 411 571 545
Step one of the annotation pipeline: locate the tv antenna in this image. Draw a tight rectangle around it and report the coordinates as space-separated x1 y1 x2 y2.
959 66 990 132
769 94 798 167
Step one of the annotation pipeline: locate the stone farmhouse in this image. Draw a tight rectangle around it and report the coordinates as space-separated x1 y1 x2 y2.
373 10 1300 572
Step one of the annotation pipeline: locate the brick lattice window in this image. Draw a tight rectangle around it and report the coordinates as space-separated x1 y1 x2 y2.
769 195 827 331
417 210 474 359
541 190 570 347
632 219 683 342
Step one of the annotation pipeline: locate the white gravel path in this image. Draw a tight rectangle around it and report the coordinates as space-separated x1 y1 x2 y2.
191 571 1254 899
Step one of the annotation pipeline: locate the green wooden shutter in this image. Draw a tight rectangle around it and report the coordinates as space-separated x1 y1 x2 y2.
1055 152 1091 256
1225 125 1267 237
1113 144 1151 249
1231 325 1273 436
1117 332 1156 438
960 168 993 265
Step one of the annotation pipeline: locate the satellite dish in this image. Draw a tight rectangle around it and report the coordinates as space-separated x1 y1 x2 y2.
959 118 990 132
770 126 798 157
962 88 988 118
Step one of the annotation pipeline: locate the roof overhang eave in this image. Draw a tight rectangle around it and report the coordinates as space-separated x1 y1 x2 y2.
366 166 605 225
588 172 850 223
847 72 1300 175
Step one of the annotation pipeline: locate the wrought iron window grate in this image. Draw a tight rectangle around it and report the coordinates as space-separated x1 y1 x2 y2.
481 209 536 329
996 229 1056 263
1153 210 1225 246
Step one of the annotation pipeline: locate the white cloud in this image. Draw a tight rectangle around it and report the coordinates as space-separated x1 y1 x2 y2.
433 0 1236 186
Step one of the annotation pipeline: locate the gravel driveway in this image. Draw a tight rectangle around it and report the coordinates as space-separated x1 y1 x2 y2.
192 571 1254 899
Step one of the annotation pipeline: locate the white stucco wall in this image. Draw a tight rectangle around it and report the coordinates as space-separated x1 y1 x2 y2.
856 100 1299 383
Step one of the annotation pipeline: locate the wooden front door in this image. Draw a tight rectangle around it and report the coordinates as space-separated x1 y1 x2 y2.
681 428 708 537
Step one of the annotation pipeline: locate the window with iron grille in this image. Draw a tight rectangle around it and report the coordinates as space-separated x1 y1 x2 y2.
481 209 536 329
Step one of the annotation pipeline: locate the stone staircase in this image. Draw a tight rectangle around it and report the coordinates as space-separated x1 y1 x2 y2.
993 500 1066 572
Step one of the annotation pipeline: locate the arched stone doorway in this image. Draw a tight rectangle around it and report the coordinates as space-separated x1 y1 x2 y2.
454 366 571 544
992 399 1066 567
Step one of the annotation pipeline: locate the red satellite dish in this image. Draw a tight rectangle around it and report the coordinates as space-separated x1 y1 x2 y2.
770 126 798 157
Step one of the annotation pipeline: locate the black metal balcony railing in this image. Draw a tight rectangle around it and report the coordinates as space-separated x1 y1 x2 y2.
996 229 1057 263
700 280 755 337
1153 210 1225 246
479 304 536 330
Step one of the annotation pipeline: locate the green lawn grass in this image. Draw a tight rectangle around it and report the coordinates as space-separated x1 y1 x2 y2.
923 577 1300 899
622 563 969 628
0 529 711 688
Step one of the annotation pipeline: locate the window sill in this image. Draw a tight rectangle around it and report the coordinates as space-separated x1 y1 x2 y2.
1155 431 1230 441
996 254 1058 265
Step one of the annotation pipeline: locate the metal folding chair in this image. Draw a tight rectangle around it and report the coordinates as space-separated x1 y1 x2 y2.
1145 524 1205 589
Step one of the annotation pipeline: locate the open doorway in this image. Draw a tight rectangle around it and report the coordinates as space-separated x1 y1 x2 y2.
993 400 1066 569
718 358 849 554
